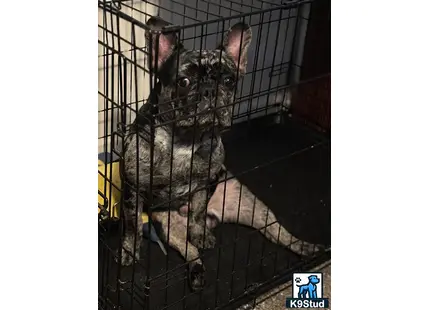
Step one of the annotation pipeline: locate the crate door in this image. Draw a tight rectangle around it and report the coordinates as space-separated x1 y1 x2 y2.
98 1 159 154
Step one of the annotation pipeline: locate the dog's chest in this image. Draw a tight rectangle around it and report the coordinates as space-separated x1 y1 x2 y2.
155 128 223 182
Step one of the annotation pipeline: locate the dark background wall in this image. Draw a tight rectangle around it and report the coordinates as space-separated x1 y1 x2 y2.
292 0 331 132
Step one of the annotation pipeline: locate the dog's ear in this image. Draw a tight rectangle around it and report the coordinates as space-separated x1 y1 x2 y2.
145 16 177 70
220 22 252 75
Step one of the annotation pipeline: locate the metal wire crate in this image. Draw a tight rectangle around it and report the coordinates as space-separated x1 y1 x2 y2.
98 0 330 309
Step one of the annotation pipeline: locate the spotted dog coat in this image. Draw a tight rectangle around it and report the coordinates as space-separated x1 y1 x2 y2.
119 16 324 291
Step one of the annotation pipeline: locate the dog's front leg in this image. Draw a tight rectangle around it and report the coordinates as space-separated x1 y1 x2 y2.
152 210 206 291
206 172 324 256
188 189 217 250
119 192 145 266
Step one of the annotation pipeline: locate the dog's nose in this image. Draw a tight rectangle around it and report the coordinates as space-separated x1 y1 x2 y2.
200 85 216 99
203 89 216 98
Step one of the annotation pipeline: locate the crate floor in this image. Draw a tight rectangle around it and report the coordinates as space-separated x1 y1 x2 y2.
98 115 331 310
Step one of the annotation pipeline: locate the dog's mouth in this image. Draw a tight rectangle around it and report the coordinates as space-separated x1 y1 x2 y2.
175 104 224 126
176 112 219 128
176 108 232 130
158 96 231 129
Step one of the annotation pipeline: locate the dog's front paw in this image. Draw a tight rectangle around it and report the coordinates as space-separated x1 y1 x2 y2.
121 250 135 266
188 261 206 291
116 248 140 266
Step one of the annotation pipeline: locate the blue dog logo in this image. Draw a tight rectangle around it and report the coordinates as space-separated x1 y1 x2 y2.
296 275 320 299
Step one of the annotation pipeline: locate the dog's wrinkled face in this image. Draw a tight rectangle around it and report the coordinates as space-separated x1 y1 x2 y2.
145 17 252 130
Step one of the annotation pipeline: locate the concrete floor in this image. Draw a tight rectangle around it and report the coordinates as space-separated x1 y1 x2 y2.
237 261 331 310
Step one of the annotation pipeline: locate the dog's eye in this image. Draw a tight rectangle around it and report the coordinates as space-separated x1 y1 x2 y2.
223 76 235 87
177 77 190 88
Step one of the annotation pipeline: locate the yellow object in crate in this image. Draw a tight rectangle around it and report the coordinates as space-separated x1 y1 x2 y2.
97 155 167 255
98 159 121 220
